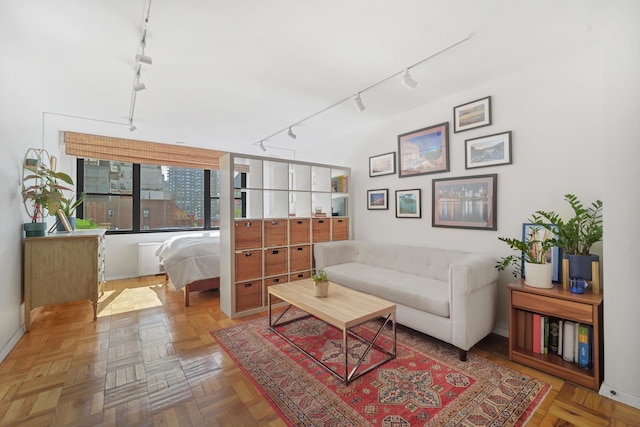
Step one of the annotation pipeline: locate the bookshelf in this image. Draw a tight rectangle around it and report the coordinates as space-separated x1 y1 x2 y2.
508 279 603 390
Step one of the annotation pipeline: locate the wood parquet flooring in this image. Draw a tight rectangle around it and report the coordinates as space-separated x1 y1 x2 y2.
0 275 638 426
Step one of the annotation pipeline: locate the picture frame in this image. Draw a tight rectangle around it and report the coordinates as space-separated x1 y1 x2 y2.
398 122 449 178
367 189 389 210
453 96 492 133
395 189 421 218
522 223 562 282
465 131 512 169
432 174 497 230
369 152 396 177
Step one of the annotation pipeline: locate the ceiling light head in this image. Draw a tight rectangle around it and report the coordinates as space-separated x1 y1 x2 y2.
129 124 137 132
258 141 267 152
287 127 297 140
133 82 146 92
401 69 418 90
353 93 365 112
135 53 153 65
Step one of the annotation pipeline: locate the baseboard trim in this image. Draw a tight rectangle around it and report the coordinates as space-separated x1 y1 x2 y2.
600 383 640 410
492 326 509 338
0 325 25 364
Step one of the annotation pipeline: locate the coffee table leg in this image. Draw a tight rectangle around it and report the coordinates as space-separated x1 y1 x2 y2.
344 329 348 384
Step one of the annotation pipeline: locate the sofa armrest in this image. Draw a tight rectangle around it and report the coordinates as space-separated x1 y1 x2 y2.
449 255 499 351
314 240 358 270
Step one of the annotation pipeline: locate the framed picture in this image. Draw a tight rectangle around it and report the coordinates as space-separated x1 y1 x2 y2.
398 122 449 178
367 189 389 210
395 189 421 218
432 174 497 230
453 96 492 133
369 152 395 177
465 131 512 169
522 223 562 282
56 209 73 232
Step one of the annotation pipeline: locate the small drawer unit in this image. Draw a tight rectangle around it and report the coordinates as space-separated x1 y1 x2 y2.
264 219 288 247
290 245 311 272
235 280 262 312
331 217 349 241
289 219 310 244
264 275 288 304
235 250 263 282
235 220 263 249
312 218 331 243
264 247 288 277
290 271 311 282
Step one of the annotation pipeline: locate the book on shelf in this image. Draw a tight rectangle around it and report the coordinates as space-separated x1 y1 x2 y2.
563 321 576 362
558 319 564 357
516 310 526 348
549 317 560 354
578 324 592 368
543 315 549 354
524 311 533 351
532 313 541 353
574 323 580 363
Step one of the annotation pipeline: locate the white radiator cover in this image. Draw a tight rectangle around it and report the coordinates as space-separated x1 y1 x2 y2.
138 242 163 276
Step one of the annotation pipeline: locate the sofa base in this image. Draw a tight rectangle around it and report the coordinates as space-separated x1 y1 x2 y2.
459 349 468 361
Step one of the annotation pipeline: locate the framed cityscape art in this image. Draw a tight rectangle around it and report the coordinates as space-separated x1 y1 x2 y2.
432 174 497 230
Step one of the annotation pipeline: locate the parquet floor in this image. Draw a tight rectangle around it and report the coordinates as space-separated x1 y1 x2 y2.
0 276 638 426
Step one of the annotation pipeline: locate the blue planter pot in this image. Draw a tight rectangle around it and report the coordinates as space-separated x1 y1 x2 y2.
565 254 599 281
55 216 76 232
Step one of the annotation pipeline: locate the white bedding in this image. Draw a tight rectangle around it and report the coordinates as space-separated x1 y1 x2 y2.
155 233 221 290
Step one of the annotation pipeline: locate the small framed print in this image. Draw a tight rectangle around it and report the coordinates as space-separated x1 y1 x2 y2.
453 96 492 133
465 131 512 169
369 152 395 177
367 189 388 210
398 122 449 177
432 174 497 230
395 189 421 218
56 209 73 232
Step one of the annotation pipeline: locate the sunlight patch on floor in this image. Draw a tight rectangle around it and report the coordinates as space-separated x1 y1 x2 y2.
98 283 166 317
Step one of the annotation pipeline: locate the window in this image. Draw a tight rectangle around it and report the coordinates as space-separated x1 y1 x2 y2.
78 159 224 233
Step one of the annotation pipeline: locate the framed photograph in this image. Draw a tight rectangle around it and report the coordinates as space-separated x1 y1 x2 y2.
398 122 449 178
369 152 395 177
522 223 562 282
465 131 512 169
56 209 73 232
367 189 389 210
453 96 492 133
395 189 421 218
432 174 497 230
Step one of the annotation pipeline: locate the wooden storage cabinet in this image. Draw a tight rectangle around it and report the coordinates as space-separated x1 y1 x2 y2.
24 229 106 331
312 218 331 242
264 219 287 247
508 280 603 390
222 154 350 318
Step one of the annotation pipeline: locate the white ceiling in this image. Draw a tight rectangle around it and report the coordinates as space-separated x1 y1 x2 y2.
2 0 604 158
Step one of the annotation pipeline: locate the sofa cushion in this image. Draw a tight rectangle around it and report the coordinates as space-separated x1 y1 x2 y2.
324 263 450 318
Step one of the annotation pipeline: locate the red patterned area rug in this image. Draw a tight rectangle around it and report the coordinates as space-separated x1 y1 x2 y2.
212 311 549 426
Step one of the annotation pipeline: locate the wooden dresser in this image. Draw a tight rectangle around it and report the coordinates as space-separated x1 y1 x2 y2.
24 229 106 331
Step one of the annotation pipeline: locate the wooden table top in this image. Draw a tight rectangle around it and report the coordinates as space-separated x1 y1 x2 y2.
268 278 396 330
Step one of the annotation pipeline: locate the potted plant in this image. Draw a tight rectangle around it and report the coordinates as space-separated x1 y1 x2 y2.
497 215 557 288
535 194 603 281
22 161 74 236
54 191 86 231
312 269 329 297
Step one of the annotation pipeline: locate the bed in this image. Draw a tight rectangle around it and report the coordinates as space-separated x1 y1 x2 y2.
155 233 221 306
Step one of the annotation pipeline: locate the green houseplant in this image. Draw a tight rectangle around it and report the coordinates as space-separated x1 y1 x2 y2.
54 191 86 231
535 194 603 280
312 269 329 297
497 215 557 288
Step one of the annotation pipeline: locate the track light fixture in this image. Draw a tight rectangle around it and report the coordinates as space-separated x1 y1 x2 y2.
251 34 472 149
136 53 153 65
128 119 137 132
133 82 146 91
401 68 418 90
353 93 366 112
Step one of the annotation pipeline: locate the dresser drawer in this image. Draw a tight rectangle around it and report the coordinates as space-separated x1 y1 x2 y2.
312 218 330 243
290 245 311 272
235 250 263 282
264 219 288 247
331 217 349 240
512 291 593 324
235 220 263 249
289 219 310 244
264 247 288 276
235 280 262 312
264 275 288 304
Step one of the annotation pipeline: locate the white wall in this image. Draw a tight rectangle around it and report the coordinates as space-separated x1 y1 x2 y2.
331 45 603 336
599 0 640 409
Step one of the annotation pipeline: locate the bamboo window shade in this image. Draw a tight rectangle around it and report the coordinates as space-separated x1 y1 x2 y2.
64 132 227 170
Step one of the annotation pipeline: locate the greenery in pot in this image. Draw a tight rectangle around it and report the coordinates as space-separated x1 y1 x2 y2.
496 215 558 278
534 194 603 256
311 269 328 284
59 191 86 219
22 163 74 222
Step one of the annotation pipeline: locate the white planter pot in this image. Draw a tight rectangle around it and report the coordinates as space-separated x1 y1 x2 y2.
524 262 553 289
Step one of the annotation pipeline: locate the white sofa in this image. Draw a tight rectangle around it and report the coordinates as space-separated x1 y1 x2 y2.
314 240 498 360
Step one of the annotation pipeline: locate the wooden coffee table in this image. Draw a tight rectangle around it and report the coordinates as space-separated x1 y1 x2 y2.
268 278 396 385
